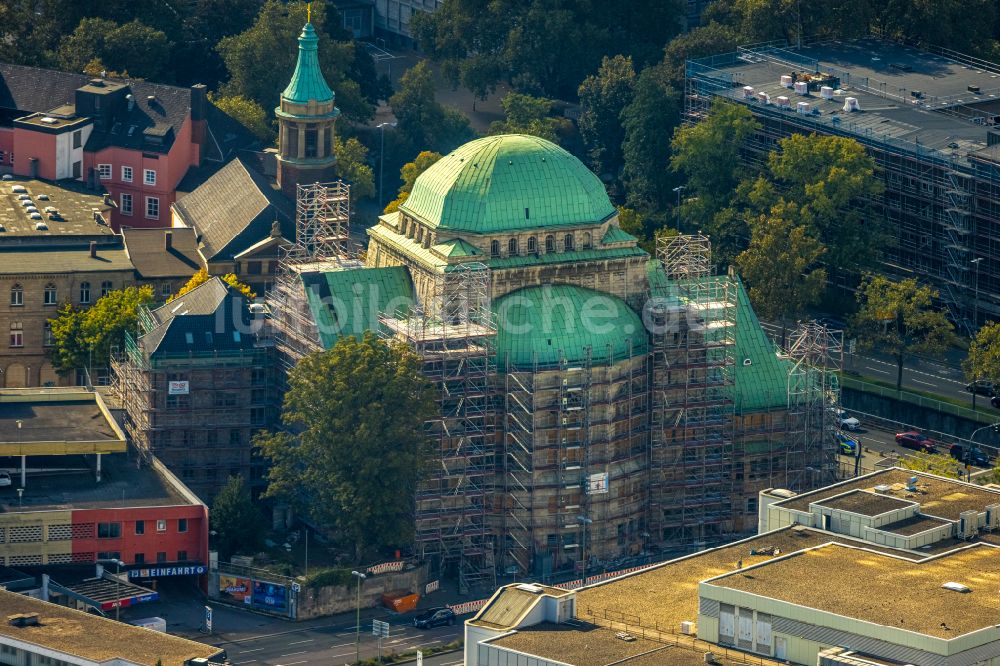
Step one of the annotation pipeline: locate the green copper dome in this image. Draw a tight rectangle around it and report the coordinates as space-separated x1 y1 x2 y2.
281 22 334 104
401 135 616 234
494 285 648 369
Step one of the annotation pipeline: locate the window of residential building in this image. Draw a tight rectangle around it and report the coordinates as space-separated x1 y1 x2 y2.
177 550 188 562
9 322 22 348
156 519 167 532
145 196 159 219
178 518 188 533
490 240 500 257
157 551 167 563
10 284 22 306
43 322 53 347
166 393 190 409
564 234 574 251
508 238 518 256
134 553 145 565
79 281 91 304
120 192 133 215
247 261 262 275
144 169 156 185
135 520 145 535
101 281 113 296
214 392 238 408
73 130 82 149
96 551 121 562
97 522 121 539
97 164 112 180
545 235 555 253
160 283 171 299
121 166 133 182
527 236 537 254
44 283 57 305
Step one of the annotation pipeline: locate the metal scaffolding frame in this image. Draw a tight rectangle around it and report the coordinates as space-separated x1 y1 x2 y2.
649 235 738 549
380 263 497 593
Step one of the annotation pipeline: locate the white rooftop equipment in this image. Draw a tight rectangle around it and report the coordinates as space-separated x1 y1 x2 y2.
843 97 861 112
743 86 755 99
797 102 811 114
820 86 834 99
780 74 793 88
776 96 790 108
794 81 808 95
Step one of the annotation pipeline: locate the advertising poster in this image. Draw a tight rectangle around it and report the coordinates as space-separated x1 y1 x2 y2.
252 580 288 611
219 575 252 604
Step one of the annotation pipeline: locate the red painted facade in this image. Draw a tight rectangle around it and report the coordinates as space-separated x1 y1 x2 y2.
11 127 57 179
71 503 208 570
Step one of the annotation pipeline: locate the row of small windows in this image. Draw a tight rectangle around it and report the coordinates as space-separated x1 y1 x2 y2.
95 551 190 566
9 281 114 306
97 164 155 185
98 519 186 538
10 322 54 348
119 193 159 219
490 233 592 258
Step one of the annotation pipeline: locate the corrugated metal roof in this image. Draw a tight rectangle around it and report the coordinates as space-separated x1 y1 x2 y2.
401 135 616 234
281 22 334 104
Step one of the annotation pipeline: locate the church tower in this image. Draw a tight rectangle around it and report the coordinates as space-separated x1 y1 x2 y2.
276 14 340 199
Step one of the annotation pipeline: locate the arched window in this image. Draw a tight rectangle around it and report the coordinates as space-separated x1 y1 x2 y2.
508 238 518 256
44 283 57 305
564 234 574 251
79 281 91 304
544 235 555 253
527 236 537 255
490 240 501 257
582 231 592 250
10 284 22 306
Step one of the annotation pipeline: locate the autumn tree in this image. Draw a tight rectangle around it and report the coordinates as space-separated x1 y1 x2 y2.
169 269 255 302
385 151 443 213
852 275 956 391
254 333 436 560
963 321 1000 407
578 55 636 180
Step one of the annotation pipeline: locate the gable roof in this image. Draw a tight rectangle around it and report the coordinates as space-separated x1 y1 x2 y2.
122 227 203 279
141 277 254 358
173 158 294 262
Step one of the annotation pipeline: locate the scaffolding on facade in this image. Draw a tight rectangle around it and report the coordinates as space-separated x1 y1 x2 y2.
379 263 497 593
265 181 355 376
685 42 1000 333
784 321 842 488
648 235 737 549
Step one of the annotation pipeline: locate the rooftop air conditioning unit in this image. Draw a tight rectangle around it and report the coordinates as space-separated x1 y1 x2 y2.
681 621 696 635
776 96 790 108
986 503 1000 530
757 92 771 104
780 75 793 88
743 86 755 99
794 81 808 95
797 102 811 114
820 86 834 99
843 97 861 112
958 510 979 539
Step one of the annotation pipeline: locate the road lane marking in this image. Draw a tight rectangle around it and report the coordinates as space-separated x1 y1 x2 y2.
284 661 309 665
289 639 315 645
279 652 308 657
233 661 257 665
864 366 889 374
236 648 265 654
912 379 935 387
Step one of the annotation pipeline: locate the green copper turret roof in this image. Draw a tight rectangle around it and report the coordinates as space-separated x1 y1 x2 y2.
401 135 616 235
282 22 334 104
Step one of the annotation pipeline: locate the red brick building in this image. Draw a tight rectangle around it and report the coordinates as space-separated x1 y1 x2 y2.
0 64 257 230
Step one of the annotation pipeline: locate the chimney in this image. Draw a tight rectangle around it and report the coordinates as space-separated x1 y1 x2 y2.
165 230 173 250
190 84 208 122
89 241 97 258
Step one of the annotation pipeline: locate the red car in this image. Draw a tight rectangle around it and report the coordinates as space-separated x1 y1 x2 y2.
895 431 938 454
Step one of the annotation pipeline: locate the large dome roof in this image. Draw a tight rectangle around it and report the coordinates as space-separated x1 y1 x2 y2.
400 135 616 235
494 285 648 369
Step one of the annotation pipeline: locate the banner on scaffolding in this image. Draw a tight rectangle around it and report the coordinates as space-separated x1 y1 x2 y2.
586 472 609 494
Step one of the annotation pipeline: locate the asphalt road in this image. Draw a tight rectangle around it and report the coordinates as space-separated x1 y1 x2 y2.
834 422 993 475
214 615 464 666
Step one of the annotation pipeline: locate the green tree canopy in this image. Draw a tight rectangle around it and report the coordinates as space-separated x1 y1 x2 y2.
578 55 636 181
255 333 437 559
385 151 443 213
211 475 263 560
963 322 1000 383
209 93 274 144
852 274 956 390
621 66 681 211
660 21 738 88
333 136 376 202
49 285 155 375
58 18 173 81
488 92 572 144
389 61 473 153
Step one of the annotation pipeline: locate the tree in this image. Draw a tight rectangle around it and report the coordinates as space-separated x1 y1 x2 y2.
617 206 673 255
963 322 1000 406
578 55 636 180
852 275 956 391
621 66 681 211
58 18 173 81
332 136 375 202
660 21 738 88
169 268 255 302
899 452 964 479
389 61 472 153
488 93 572 144
385 151 443 213
255 333 436 560
49 285 155 375
209 93 274 144
217 1 374 123
736 204 828 345
211 475 262 560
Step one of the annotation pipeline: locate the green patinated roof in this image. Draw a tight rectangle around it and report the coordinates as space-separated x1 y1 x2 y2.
281 22 334 104
601 225 637 244
302 266 414 348
400 135 617 234
433 238 481 257
494 285 648 370
485 246 647 271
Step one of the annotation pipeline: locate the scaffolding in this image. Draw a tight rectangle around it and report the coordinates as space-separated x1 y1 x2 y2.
380 263 497 593
648 235 737 549
784 322 842 488
685 42 1000 333
265 181 355 377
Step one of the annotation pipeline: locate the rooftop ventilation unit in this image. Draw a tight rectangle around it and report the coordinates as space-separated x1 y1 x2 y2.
820 86 834 99
39 117 57 124
969 85 981 94
776 96 790 108
680 621 696 635
797 101 811 114
874 484 892 493
986 503 1000 530
843 97 861 112
794 81 808 95
36 194 49 200
757 92 771 104
515 583 543 594
615 632 637 642
958 510 979 539
11 185 27 193
941 582 970 593
780 75 793 88
33 220 46 228
743 86 755 99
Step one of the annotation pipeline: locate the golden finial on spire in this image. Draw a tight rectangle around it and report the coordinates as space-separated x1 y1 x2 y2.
307 2 311 23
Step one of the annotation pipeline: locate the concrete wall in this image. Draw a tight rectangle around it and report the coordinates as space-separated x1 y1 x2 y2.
296 561 429 620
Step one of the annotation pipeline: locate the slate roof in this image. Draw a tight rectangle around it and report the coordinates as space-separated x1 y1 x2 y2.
173 158 294 262
122 227 203 279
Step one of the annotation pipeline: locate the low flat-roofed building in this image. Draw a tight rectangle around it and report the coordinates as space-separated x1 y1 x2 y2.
699 542 1000 664
0 588 224 665
0 177 112 239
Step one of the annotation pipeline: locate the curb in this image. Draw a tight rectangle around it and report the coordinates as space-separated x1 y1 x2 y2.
384 647 463 665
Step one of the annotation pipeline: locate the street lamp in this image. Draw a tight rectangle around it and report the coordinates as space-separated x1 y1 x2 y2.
971 257 984 410
576 515 593 586
351 570 366 664
672 185 687 226
376 122 397 209
98 558 126 621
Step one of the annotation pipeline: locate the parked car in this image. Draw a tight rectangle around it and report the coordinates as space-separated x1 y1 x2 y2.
0 472 10 488
833 432 859 456
965 381 996 398
992 395 1000 409
895 431 938 454
414 607 456 629
832 408 861 431
949 443 993 468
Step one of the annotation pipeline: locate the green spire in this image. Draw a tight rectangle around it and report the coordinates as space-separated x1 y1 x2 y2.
281 21 334 105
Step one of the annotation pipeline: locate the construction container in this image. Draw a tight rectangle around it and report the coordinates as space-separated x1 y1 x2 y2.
383 591 420 613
